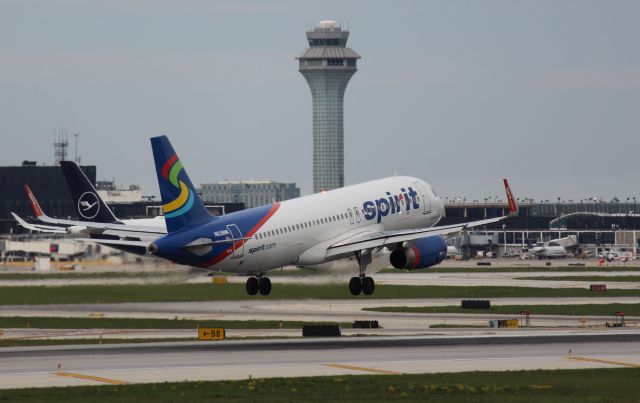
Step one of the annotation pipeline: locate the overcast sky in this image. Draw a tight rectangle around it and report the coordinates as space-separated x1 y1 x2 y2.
1 0 638 201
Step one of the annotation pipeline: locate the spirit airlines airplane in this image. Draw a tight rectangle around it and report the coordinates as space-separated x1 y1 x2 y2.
84 136 519 296
12 161 166 253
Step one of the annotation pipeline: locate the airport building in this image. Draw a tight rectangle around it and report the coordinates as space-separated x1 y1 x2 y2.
0 161 246 235
297 20 360 193
441 200 640 258
0 161 97 234
200 180 300 209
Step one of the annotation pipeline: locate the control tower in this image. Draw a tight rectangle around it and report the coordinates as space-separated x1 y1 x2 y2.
296 21 360 193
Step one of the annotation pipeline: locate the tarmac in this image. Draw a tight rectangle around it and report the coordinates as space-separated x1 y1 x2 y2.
1 332 639 389
1 260 639 389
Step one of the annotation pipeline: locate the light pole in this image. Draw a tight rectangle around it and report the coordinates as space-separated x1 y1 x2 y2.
502 223 507 256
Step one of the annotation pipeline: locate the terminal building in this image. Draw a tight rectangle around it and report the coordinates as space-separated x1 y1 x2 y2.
441 200 640 258
200 180 300 209
0 161 245 235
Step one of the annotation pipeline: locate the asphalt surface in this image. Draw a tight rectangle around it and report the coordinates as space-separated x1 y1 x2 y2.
3 298 639 330
1 332 640 389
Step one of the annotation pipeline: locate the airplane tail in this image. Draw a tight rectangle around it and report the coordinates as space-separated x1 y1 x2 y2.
150 135 214 233
60 161 119 223
24 185 46 218
503 178 519 217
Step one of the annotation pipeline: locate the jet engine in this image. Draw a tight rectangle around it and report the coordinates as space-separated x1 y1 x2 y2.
389 235 447 270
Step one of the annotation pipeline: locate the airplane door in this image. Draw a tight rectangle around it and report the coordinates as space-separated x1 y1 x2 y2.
226 224 244 258
413 182 431 214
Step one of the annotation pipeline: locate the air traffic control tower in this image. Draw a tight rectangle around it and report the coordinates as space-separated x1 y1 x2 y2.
297 21 360 193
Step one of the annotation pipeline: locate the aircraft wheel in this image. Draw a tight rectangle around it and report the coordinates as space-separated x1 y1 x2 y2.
258 277 272 296
349 277 362 296
362 277 375 295
246 277 259 295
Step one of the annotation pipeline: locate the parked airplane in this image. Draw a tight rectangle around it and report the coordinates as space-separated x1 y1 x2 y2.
529 242 571 259
86 136 518 296
529 235 577 259
12 161 166 254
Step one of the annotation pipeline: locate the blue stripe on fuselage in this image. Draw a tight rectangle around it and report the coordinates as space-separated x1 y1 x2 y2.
153 203 277 267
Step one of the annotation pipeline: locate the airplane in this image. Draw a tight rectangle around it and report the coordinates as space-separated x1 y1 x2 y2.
528 235 577 259
12 161 166 254
85 135 519 296
529 242 571 259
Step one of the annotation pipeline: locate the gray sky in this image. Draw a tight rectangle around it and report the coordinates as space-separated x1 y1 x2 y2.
1 0 639 201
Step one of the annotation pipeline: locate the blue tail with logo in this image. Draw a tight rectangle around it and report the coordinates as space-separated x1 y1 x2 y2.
60 161 119 223
151 135 214 233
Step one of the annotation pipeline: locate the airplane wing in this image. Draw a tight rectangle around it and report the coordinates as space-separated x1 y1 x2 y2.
325 179 518 259
23 185 166 236
76 238 151 248
37 216 166 235
76 238 151 255
11 212 67 234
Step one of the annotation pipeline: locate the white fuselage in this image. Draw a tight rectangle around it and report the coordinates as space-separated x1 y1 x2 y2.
530 245 569 258
211 176 445 273
121 216 166 229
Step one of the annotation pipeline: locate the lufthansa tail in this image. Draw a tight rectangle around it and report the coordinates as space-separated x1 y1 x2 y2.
60 161 119 223
151 135 214 233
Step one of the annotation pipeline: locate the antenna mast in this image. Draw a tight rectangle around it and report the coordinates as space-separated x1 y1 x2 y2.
53 129 69 164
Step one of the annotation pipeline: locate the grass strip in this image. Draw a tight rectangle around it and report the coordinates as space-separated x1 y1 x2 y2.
379 266 640 273
3 266 640 282
0 316 350 330
2 283 640 305
364 303 640 316
0 368 639 402
0 338 195 348
0 272 188 280
517 276 640 282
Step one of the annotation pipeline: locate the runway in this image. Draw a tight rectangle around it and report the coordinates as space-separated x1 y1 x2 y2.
1 332 639 389
3 298 639 330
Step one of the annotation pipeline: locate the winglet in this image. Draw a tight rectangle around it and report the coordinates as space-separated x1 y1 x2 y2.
11 212 31 228
503 178 518 217
24 185 44 218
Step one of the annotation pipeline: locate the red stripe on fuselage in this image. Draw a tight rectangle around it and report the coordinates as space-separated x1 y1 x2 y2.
410 243 421 269
161 154 179 180
200 202 281 268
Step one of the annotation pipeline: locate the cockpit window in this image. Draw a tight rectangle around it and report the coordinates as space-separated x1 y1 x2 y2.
431 187 438 197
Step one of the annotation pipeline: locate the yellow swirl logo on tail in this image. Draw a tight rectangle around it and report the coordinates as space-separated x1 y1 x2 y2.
161 155 194 218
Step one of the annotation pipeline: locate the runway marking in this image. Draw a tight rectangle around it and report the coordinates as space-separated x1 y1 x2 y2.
54 371 129 385
323 363 400 375
568 356 640 368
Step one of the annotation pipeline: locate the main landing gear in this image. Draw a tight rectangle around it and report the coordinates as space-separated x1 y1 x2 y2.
246 275 271 296
349 250 375 296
